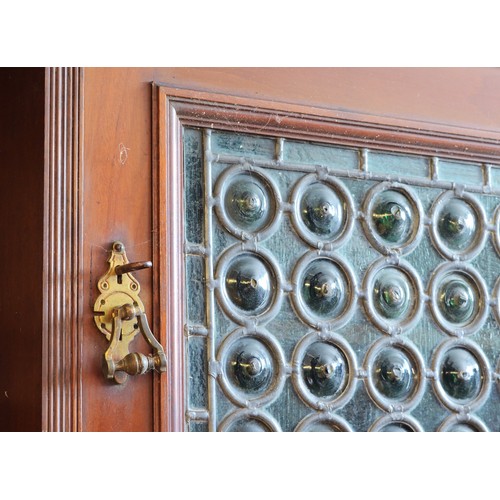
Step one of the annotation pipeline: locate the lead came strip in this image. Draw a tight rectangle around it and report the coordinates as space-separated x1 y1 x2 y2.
203 129 217 432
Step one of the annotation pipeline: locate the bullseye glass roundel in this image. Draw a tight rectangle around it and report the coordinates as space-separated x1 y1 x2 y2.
224 253 274 315
300 259 347 320
371 190 413 245
373 267 412 321
372 346 416 401
362 183 423 256
224 172 274 233
439 347 482 403
299 182 345 239
436 198 477 252
226 337 274 394
301 341 349 399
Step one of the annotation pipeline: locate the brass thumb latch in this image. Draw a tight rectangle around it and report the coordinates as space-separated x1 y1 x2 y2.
93 241 167 384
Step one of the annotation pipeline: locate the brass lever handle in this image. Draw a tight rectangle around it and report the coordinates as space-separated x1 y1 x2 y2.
103 303 167 383
93 241 167 385
115 260 152 276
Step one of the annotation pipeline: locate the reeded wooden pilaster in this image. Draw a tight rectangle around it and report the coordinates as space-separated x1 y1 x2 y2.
42 68 84 431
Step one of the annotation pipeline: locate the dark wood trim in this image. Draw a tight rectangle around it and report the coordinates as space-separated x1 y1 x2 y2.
42 68 84 431
154 85 186 431
159 87 500 166
155 83 500 431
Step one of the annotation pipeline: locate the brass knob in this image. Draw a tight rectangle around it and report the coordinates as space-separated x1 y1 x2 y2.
115 352 156 376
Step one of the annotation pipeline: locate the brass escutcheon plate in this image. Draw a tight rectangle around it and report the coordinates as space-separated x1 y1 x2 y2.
93 241 145 342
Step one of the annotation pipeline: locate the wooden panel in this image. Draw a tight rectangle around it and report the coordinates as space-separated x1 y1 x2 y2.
0 68 45 431
81 69 154 431
149 67 500 137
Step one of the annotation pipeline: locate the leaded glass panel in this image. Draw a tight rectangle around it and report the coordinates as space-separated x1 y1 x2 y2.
183 126 500 432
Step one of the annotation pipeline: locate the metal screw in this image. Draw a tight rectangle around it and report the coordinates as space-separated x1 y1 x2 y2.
113 242 124 252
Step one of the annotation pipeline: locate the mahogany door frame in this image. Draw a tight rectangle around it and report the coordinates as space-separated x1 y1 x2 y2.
154 82 500 432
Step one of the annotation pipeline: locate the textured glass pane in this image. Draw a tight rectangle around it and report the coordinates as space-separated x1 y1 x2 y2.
189 421 208 432
187 336 207 409
183 128 204 244
211 130 275 160
438 159 483 185
369 151 429 179
185 255 206 325
284 140 358 170
490 167 500 190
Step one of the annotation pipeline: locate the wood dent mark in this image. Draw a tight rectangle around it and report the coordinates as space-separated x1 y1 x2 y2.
119 143 130 165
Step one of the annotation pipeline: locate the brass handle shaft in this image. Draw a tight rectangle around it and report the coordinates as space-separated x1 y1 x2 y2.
115 260 152 276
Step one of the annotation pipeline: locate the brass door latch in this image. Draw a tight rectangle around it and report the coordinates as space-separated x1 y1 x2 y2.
93 241 167 384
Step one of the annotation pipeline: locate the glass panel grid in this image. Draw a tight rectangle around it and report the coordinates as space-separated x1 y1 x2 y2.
183 127 500 432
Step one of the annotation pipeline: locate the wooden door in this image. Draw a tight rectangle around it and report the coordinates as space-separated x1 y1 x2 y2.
8 67 500 431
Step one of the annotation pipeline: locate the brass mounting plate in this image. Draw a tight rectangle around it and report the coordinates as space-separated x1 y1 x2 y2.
93 241 145 344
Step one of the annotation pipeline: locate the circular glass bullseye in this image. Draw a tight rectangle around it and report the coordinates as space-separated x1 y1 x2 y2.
448 424 477 432
302 342 348 398
226 418 270 432
295 413 353 432
299 182 344 240
370 414 422 432
224 254 274 315
300 259 347 319
224 173 273 233
226 338 274 394
429 263 488 336
219 409 281 432
379 423 414 432
373 267 412 321
371 190 413 245
372 347 416 401
440 347 482 402
438 275 477 325
303 422 345 432
437 198 477 252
